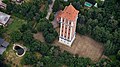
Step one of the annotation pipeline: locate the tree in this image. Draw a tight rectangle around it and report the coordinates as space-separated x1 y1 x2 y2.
44 34 55 43
78 14 85 24
19 22 33 32
37 19 49 32
49 13 54 21
6 2 15 13
21 52 38 65
104 40 118 55
0 26 6 37
72 2 81 10
52 0 60 12
48 0 53 4
106 19 118 30
39 43 50 55
22 30 34 44
10 31 22 42
117 50 120 61
29 40 41 52
76 24 87 35
97 13 103 22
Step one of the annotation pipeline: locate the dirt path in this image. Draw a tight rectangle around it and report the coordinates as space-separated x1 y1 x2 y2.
46 0 55 19
33 32 45 42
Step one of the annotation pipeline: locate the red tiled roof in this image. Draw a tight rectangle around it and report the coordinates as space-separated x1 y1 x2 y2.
59 4 79 21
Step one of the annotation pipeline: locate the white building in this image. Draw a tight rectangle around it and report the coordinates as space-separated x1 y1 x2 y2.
0 12 10 26
56 4 79 47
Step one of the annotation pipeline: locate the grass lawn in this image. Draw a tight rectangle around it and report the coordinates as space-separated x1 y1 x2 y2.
4 44 42 67
109 55 117 61
6 16 27 34
4 44 24 67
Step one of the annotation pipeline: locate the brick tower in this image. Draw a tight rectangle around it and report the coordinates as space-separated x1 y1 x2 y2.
57 4 79 47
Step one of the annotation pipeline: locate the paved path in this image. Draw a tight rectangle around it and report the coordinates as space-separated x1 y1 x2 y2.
46 0 55 19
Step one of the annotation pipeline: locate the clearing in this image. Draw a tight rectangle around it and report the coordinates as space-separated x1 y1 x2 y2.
6 16 27 34
34 32 45 42
34 28 104 61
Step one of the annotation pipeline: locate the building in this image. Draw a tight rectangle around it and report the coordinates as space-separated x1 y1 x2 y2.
0 38 9 54
57 4 79 47
0 12 11 27
0 0 6 9
11 0 24 4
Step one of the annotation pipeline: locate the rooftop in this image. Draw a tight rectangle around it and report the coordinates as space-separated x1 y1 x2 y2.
0 0 6 8
59 4 79 21
0 12 10 25
0 37 9 54
0 38 4 45
0 47 6 54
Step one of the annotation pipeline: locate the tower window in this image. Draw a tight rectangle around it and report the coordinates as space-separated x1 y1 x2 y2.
69 22 71 25
63 18 64 22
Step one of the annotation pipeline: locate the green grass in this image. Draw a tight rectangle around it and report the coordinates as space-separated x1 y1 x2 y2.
109 55 117 61
6 16 27 34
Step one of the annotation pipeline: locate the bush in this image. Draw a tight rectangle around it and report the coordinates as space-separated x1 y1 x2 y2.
52 0 60 12
21 52 38 65
10 31 22 43
49 13 54 21
48 0 53 4
44 34 55 43
22 30 34 44
37 19 58 43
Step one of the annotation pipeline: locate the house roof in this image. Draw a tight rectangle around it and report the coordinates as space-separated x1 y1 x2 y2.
0 37 9 54
0 1 6 8
59 4 79 21
0 47 6 54
2 41 9 48
0 38 4 45
0 12 10 25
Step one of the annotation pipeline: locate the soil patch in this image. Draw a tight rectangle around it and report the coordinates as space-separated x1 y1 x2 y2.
54 28 104 61
33 32 45 42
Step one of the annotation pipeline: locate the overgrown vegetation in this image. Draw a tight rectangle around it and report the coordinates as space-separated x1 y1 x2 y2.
37 18 58 43
77 0 120 56
0 0 120 67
